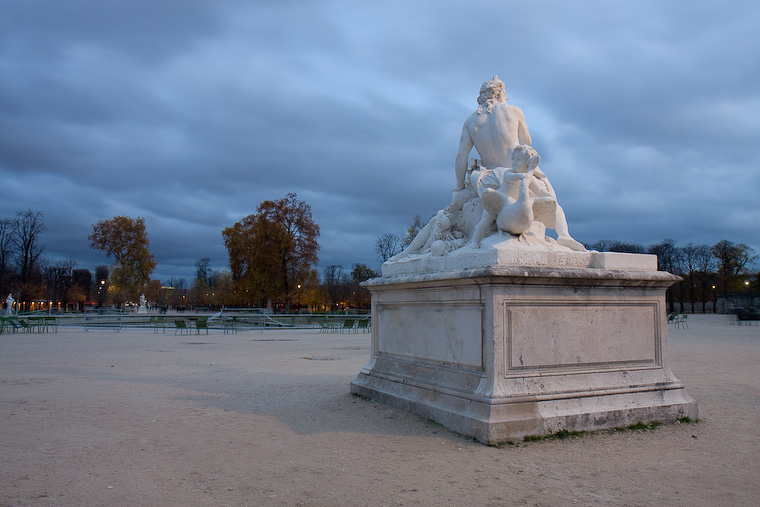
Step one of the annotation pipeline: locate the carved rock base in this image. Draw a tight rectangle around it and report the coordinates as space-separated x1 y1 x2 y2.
350 262 697 444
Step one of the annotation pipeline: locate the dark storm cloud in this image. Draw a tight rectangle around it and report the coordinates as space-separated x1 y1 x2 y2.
1 0 759 282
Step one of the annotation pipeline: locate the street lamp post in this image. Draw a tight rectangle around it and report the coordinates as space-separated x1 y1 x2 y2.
712 285 717 313
747 277 757 306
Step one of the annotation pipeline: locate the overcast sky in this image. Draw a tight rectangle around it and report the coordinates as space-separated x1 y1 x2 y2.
2 0 759 282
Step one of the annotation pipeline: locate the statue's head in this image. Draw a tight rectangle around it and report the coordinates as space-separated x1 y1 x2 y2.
512 144 539 172
477 76 507 106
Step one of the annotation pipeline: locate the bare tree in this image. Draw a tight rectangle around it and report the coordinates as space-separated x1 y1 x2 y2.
691 245 716 312
195 257 212 284
13 210 46 309
375 233 402 264
711 240 757 295
71 268 93 311
648 239 683 312
588 239 646 254
350 263 378 309
323 265 349 310
405 215 425 247
0 218 15 295
648 239 682 274
681 243 705 313
45 257 76 306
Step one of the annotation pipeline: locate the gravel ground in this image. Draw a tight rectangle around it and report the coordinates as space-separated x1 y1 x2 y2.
1 314 758 506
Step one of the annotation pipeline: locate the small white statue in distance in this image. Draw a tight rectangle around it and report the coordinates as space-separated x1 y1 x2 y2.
137 293 148 314
5 293 13 312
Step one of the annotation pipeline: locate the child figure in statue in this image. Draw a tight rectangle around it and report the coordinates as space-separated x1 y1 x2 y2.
470 145 584 250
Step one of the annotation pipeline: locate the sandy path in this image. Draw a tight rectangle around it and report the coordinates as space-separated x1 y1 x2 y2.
1 314 758 506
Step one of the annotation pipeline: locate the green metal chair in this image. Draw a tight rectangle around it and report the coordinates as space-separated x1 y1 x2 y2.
29 316 46 333
153 316 166 334
340 319 356 333
45 316 58 333
174 319 190 335
356 319 370 333
14 319 31 333
195 317 209 335
223 316 238 334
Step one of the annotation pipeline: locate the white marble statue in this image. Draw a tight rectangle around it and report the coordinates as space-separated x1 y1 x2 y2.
389 76 584 263
5 293 13 311
137 293 147 314
453 76 531 194
473 146 542 246
389 209 468 261
470 144 584 250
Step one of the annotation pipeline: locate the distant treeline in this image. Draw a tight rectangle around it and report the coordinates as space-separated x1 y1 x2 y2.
586 238 757 313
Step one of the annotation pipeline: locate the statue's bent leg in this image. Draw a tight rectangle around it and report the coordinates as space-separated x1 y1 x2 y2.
388 217 436 261
553 205 586 251
449 188 478 212
470 210 496 248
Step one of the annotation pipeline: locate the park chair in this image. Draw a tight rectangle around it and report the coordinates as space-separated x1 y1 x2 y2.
174 319 190 335
2 317 16 333
340 319 356 333
45 316 58 333
667 314 676 325
29 316 46 333
153 316 166 334
223 316 238 334
356 319 370 333
13 319 31 333
195 317 209 335
319 320 340 333
1 316 15 333
675 314 688 329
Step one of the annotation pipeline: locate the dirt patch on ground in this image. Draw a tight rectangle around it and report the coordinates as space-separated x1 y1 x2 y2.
1 314 758 506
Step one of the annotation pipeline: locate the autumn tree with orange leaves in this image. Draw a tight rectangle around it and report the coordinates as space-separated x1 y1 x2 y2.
89 216 157 303
223 193 319 311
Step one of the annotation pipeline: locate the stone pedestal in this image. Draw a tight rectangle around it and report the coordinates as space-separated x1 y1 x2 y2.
351 255 697 444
